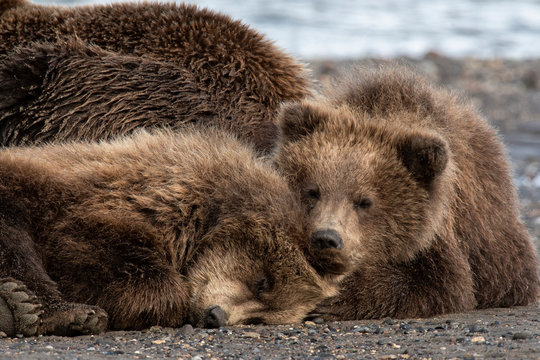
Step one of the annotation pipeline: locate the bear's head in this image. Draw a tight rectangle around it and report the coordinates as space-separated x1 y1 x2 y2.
273 99 451 265
185 214 346 327
175 136 349 328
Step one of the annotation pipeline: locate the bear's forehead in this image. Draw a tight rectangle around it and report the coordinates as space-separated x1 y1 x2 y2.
302 134 392 168
289 138 412 193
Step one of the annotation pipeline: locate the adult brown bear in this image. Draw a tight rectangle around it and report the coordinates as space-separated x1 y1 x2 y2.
0 128 346 337
0 0 311 153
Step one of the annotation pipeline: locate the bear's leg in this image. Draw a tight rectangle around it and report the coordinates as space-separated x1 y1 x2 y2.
0 215 107 336
95 268 190 330
46 224 192 331
314 237 477 320
468 225 540 309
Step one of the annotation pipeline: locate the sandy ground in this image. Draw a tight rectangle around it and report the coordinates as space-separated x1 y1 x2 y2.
1 55 540 359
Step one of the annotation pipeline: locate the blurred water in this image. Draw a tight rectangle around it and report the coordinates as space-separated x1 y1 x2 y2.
26 0 540 60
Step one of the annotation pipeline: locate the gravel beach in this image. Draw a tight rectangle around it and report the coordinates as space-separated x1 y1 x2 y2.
1 54 539 359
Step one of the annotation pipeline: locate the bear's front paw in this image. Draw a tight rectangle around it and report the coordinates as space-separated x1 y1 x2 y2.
309 296 345 322
38 303 108 336
0 278 43 337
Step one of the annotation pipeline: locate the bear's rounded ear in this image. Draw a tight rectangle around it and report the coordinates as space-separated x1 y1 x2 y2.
278 102 322 143
397 134 449 189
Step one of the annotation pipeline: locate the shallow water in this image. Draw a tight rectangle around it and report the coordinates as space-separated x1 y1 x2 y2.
30 0 540 60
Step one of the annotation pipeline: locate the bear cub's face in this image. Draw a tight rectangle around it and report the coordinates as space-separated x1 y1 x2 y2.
186 239 339 327
274 101 449 265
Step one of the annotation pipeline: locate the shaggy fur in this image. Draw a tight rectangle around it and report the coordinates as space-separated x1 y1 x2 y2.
0 0 311 153
0 128 346 336
273 66 540 319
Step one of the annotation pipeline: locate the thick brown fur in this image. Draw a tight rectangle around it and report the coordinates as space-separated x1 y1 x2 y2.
0 40 275 151
0 0 311 153
0 128 346 336
274 66 540 320
0 0 25 15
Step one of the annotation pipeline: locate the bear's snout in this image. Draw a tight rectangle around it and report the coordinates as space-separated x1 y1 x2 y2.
203 305 228 328
311 229 343 250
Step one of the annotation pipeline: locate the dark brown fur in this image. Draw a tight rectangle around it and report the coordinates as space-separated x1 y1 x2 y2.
0 128 345 336
274 66 540 319
0 0 311 153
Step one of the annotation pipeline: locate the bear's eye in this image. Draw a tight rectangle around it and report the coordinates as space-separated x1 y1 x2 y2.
354 197 373 210
253 275 273 297
304 185 320 200
301 185 321 211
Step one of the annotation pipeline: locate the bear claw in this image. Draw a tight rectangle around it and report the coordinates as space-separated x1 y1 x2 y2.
65 307 107 335
0 278 43 337
38 304 108 336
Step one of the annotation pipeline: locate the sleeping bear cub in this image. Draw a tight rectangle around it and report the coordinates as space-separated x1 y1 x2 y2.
0 128 346 337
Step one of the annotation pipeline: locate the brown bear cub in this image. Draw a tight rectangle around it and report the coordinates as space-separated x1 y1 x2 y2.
274 66 540 320
0 128 347 337
0 0 311 153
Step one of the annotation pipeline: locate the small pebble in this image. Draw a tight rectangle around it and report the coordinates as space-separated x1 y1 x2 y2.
243 331 260 339
399 323 411 331
512 331 532 340
471 336 486 343
178 324 194 336
105 350 125 355
468 324 488 333
148 326 162 332
353 326 371 333
0 331 7 338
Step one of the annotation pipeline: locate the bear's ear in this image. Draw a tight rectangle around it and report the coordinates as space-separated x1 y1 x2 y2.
278 102 322 143
397 134 448 189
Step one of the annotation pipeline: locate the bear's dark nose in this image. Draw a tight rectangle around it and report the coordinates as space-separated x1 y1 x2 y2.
203 305 227 328
310 229 343 250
